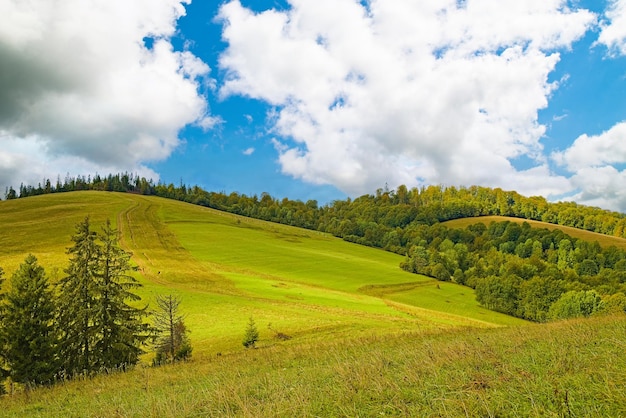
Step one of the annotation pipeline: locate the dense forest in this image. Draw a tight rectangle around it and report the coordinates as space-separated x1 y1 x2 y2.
5 173 626 321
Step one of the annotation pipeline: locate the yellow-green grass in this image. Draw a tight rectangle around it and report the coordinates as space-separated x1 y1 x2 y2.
2 314 624 417
443 215 626 249
0 192 523 359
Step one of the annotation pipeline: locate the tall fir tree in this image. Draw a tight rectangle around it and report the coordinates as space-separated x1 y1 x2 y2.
93 220 149 370
58 217 150 375
58 216 100 376
2 255 58 386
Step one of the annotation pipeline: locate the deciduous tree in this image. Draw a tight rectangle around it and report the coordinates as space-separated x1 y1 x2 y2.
152 294 191 364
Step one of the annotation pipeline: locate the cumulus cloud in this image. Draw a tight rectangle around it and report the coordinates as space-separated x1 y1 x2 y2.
217 0 595 197
553 122 626 210
597 0 626 55
0 0 212 194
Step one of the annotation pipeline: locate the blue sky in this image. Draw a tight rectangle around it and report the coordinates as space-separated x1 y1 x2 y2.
1 0 626 210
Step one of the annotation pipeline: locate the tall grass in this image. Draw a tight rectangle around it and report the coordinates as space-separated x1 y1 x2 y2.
2 315 624 417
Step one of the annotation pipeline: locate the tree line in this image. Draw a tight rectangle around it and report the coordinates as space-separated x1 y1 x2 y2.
6 174 626 241
0 217 190 391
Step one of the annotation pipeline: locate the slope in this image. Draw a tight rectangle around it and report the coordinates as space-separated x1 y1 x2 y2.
0 192 522 356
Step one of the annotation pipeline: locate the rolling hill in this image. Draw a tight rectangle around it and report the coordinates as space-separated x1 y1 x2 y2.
1 191 625 416
0 192 521 356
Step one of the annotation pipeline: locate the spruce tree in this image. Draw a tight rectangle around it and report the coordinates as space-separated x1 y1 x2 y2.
3 255 58 386
58 217 150 375
152 294 191 364
242 316 259 349
93 220 149 371
58 216 99 376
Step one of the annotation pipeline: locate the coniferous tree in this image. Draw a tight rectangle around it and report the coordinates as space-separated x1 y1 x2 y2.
242 316 259 349
58 217 150 375
58 216 100 376
2 255 58 386
152 294 191 364
94 220 149 371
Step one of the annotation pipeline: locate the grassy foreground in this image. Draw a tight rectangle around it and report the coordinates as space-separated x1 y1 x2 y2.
1 314 624 417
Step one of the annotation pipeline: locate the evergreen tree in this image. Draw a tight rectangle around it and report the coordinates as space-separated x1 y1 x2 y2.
152 294 191 364
58 217 150 375
93 220 149 371
2 255 58 386
242 316 259 349
58 216 100 376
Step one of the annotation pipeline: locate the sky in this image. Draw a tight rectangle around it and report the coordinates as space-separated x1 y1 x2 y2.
1 1 626 212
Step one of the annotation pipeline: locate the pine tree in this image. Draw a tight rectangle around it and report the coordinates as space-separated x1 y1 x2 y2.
58 217 150 375
93 220 149 371
2 255 58 386
58 216 100 376
152 294 191 364
242 316 259 349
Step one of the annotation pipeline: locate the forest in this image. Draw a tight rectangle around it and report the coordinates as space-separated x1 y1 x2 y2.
5 172 626 322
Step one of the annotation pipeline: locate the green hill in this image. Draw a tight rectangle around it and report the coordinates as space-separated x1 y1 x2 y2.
0 192 520 356
1 191 625 416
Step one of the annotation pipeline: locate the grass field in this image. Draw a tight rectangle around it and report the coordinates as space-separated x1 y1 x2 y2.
443 215 626 249
1 315 624 417
1 192 625 416
0 192 521 357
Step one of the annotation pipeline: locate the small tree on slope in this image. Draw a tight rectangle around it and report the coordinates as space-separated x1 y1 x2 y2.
242 316 259 349
152 294 192 364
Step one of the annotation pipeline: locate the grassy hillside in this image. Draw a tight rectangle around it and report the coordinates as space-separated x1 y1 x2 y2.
0 192 521 357
443 215 626 249
1 315 624 417
1 192 625 416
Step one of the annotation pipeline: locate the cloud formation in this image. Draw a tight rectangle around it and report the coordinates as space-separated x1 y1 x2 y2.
553 122 626 210
218 0 594 197
0 0 212 193
598 0 626 55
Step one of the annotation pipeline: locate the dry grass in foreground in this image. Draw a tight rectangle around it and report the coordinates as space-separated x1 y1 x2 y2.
2 314 625 417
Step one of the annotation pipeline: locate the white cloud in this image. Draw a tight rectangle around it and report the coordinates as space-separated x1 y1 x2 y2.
0 0 212 195
218 0 595 197
598 0 626 56
552 122 626 210
243 147 255 155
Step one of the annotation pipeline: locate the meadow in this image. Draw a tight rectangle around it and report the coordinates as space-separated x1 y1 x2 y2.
0 192 623 416
0 192 520 355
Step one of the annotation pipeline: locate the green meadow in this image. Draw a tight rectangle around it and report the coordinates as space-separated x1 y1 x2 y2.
0 192 521 357
3 192 625 416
